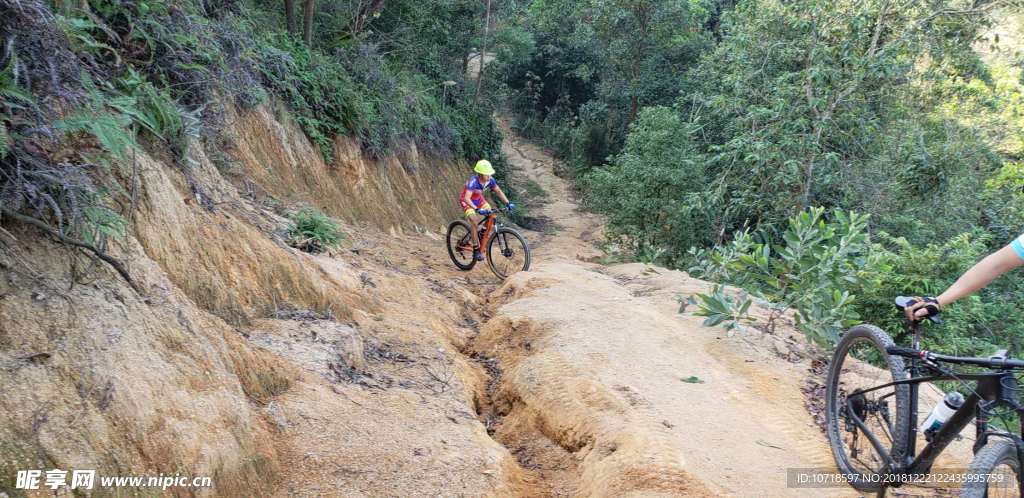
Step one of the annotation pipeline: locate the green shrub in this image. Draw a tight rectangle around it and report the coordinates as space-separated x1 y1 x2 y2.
692 207 1024 357
690 207 870 346
586 106 709 265
287 207 344 253
689 285 753 333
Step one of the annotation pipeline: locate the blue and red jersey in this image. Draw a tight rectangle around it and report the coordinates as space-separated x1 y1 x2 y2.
460 175 497 210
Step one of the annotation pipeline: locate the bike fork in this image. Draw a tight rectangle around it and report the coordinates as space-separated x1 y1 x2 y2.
497 232 508 256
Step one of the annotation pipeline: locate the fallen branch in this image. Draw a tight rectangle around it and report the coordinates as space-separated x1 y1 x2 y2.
0 208 143 295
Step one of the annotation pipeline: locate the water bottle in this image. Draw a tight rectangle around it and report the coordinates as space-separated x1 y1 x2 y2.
920 391 965 437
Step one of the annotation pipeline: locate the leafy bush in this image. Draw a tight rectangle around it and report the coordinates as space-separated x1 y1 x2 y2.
692 206 1024 358
691 208 870 346
586 106 708 264
287 207 344 253
689 285 753 333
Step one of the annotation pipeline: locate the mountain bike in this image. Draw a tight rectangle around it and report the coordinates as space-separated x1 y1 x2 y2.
826 296 1024 497
446 208 531 279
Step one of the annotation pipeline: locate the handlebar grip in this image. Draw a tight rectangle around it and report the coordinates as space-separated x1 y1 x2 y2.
894 295 943 325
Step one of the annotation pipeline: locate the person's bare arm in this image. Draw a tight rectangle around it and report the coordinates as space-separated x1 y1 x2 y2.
911 244 1024 318
492 185 510 206
464 189 477 210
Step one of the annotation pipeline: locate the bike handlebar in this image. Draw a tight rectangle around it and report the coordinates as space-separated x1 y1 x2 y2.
477 207 512 216
885 346 1024 370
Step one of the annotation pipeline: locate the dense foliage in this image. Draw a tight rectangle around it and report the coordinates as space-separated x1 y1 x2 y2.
502 0 1024 355
498 0 711 173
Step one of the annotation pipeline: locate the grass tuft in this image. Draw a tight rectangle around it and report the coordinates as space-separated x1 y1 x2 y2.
286 207 343 253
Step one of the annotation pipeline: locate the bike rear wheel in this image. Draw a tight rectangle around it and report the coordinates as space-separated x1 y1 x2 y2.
446 220 477 271
486 227 530 279
960 440 1021 498
826 325 911 492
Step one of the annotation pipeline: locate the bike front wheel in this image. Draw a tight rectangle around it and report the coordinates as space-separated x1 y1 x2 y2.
960 440 1021 498
486 227 530 279
446 220 477 271
826 324 911 492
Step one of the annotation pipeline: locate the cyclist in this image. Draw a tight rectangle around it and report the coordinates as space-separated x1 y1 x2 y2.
460 159 515 261
906 233 1024 320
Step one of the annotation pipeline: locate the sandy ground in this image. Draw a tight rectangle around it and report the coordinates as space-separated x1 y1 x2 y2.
462 120 854 497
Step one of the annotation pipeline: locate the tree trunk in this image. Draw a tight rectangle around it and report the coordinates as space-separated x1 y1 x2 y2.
302 0 316 45
285 0 297 34
474 0 491 102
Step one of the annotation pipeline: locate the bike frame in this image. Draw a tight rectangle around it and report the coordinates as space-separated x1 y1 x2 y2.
457 212 509 256
844 321 1024 492
476 213 498 254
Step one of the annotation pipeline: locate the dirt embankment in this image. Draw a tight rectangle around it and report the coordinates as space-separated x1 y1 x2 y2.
0 97 525 497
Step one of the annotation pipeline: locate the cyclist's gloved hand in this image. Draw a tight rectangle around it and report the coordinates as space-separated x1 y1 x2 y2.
905 296 942 321
476 208 490 215
506 202 516 212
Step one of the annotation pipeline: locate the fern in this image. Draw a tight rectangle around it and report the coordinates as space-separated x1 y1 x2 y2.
0 45 31 160
82 204 127 245
0 124 9 159
0 52 31 107
56 111 136 163
116 68 185 140
54 72 140 164
113 67 202 169
287 207 344 253
55 15 121 65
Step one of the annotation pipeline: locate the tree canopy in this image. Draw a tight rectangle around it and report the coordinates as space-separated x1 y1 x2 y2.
500 0 1024 354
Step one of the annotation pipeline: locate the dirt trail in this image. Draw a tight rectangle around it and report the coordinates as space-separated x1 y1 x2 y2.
470 118 857 497
497 120 604 263
258 116 866 497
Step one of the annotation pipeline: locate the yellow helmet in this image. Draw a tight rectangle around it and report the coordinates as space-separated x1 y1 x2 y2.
474 159 495 176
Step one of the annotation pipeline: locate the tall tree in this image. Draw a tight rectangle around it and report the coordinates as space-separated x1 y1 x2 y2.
587 0 708 128
285 0 297 34
678 0 1004 231
303 0 316 45
475 0 492 101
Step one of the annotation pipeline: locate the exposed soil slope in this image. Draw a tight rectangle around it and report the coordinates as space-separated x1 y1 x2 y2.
0 99 518 497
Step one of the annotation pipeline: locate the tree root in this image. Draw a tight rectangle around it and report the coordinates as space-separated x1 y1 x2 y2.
0 208 143 295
